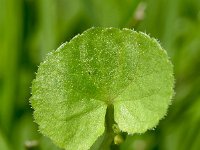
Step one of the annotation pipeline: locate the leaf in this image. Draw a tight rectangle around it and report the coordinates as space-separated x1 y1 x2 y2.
30 27 174 150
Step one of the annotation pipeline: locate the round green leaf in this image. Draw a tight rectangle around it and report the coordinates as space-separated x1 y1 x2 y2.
30 27 174 150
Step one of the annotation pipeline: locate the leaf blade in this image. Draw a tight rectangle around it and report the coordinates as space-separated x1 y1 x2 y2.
30 27 174 149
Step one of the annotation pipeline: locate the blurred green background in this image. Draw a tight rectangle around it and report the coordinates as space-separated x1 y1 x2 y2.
0 0 200 150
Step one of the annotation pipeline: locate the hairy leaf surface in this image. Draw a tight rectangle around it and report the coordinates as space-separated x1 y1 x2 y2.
30 27 174 150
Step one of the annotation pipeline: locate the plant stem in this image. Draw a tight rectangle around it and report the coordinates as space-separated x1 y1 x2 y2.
98 104 116 150
90 104 126 150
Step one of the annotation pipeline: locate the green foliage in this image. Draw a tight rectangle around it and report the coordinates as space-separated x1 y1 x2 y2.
82 0 139 27
30 27 174 150
0 130 10 150
1 0 200 149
